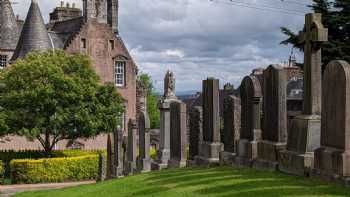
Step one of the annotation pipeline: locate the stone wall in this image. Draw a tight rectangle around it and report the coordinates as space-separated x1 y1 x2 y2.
65 20 137 134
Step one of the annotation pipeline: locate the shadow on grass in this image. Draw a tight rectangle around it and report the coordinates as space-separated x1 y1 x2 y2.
136 167 350 197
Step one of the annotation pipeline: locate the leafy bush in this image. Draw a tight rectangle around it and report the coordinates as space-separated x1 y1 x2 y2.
150 147 157 160
10 155 99 184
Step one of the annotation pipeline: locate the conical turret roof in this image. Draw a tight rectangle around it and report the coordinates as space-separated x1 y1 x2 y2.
12 0 52 60
0 0 20 50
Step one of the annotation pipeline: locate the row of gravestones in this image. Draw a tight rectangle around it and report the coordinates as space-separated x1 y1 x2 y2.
188 13 349 186
97 13 350 186
208 60 350 186
98 113 153 181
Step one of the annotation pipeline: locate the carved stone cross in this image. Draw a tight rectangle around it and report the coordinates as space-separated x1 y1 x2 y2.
298 13 328 116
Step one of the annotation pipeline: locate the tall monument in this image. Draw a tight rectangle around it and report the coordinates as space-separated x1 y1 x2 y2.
152 70 178 169
279 13 328 175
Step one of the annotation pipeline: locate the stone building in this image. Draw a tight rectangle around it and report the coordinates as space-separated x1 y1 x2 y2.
0 0 137 150
0 0 137 135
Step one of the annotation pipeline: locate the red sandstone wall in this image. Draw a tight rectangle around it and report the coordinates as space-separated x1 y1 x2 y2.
65 20 137 134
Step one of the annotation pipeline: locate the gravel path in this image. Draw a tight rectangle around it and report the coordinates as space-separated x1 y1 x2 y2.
0 181 95 197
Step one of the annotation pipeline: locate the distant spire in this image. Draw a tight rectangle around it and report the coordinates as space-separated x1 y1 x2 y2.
11 0 52 60
0 0 20 50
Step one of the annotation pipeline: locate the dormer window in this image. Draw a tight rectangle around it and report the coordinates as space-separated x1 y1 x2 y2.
0 55 7 69
114 60 126 87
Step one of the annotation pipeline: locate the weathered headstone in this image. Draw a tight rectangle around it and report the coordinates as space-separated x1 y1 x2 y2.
188 106 203 165
235 76 262 167
125 119 137 175
220 95 241 165
195 78 223 165
279 13 328 176
314 60 350 182
114 127 124 177
106 134 114 178
152 71 178 170
97 153 106 182
137 111 151 172
254 65 287 171
136 78 151 173
168 101 187 168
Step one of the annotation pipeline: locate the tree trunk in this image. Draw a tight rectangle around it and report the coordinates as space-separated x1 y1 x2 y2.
44 131 53 157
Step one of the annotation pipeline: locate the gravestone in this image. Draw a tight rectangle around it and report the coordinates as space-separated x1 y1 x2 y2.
137 111 151 172
168 101 187 168
220 95 241 165
314 60 350 182
97 153 106 181
152 71 179 170
114 127 124 177
195 78 223 165
188 106 203 165
254 65 287 171
234 76 262 167
279 13 328 176
125 119 137 175
106 134 114 178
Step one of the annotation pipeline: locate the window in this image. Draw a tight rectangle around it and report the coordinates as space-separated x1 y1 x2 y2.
109 40 114 50
0 55 7 69
81 38 86 49
114 61 126 87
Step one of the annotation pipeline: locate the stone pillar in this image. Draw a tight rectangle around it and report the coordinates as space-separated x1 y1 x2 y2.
188 106 203 165
235 76 262 167
125 119 137 175
253 65 287 171
151 100 171 170
114 127 123 177
314 60 350 181
279 13 328 176
106 134 114 178
97 153 106 182
168 101 187 168
220 95 241 165
195 78 223 165
151 71 178 170
137 111 151 172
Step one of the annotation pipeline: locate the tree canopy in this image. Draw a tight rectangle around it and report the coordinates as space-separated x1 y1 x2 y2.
281 0 350 65
138 73 160 129
0 50 124 154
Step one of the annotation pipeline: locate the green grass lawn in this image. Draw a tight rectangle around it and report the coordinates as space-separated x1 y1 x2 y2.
14 167 350 197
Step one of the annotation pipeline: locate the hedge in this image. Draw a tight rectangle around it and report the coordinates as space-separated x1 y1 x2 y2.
10 155 100 184
0 149 105 162
0 160 4 184
0 149 106 177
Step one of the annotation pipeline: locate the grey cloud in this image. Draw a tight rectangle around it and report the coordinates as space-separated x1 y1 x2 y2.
12 0 311 92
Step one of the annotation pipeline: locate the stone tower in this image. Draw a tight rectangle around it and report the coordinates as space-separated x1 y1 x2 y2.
107 0 118 34
11 0 52 61
83 0 107 24
83 0 118 34
0 0 20 66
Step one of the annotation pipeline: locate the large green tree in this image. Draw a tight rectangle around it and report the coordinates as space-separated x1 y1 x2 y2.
138 73 160 129
0 50 124 154
280 0 350 65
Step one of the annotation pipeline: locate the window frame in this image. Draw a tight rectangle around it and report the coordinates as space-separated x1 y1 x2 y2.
0 54 8 69
114 59 126 87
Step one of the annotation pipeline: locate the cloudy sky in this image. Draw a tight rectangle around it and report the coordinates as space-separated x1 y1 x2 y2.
12 0 312 93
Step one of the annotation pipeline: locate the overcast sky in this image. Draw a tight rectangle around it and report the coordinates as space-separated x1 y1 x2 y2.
12 0 312 93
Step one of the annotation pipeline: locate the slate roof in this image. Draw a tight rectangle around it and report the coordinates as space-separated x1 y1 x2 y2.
0 0 20 50
11 0 52 60
48 16 84 49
